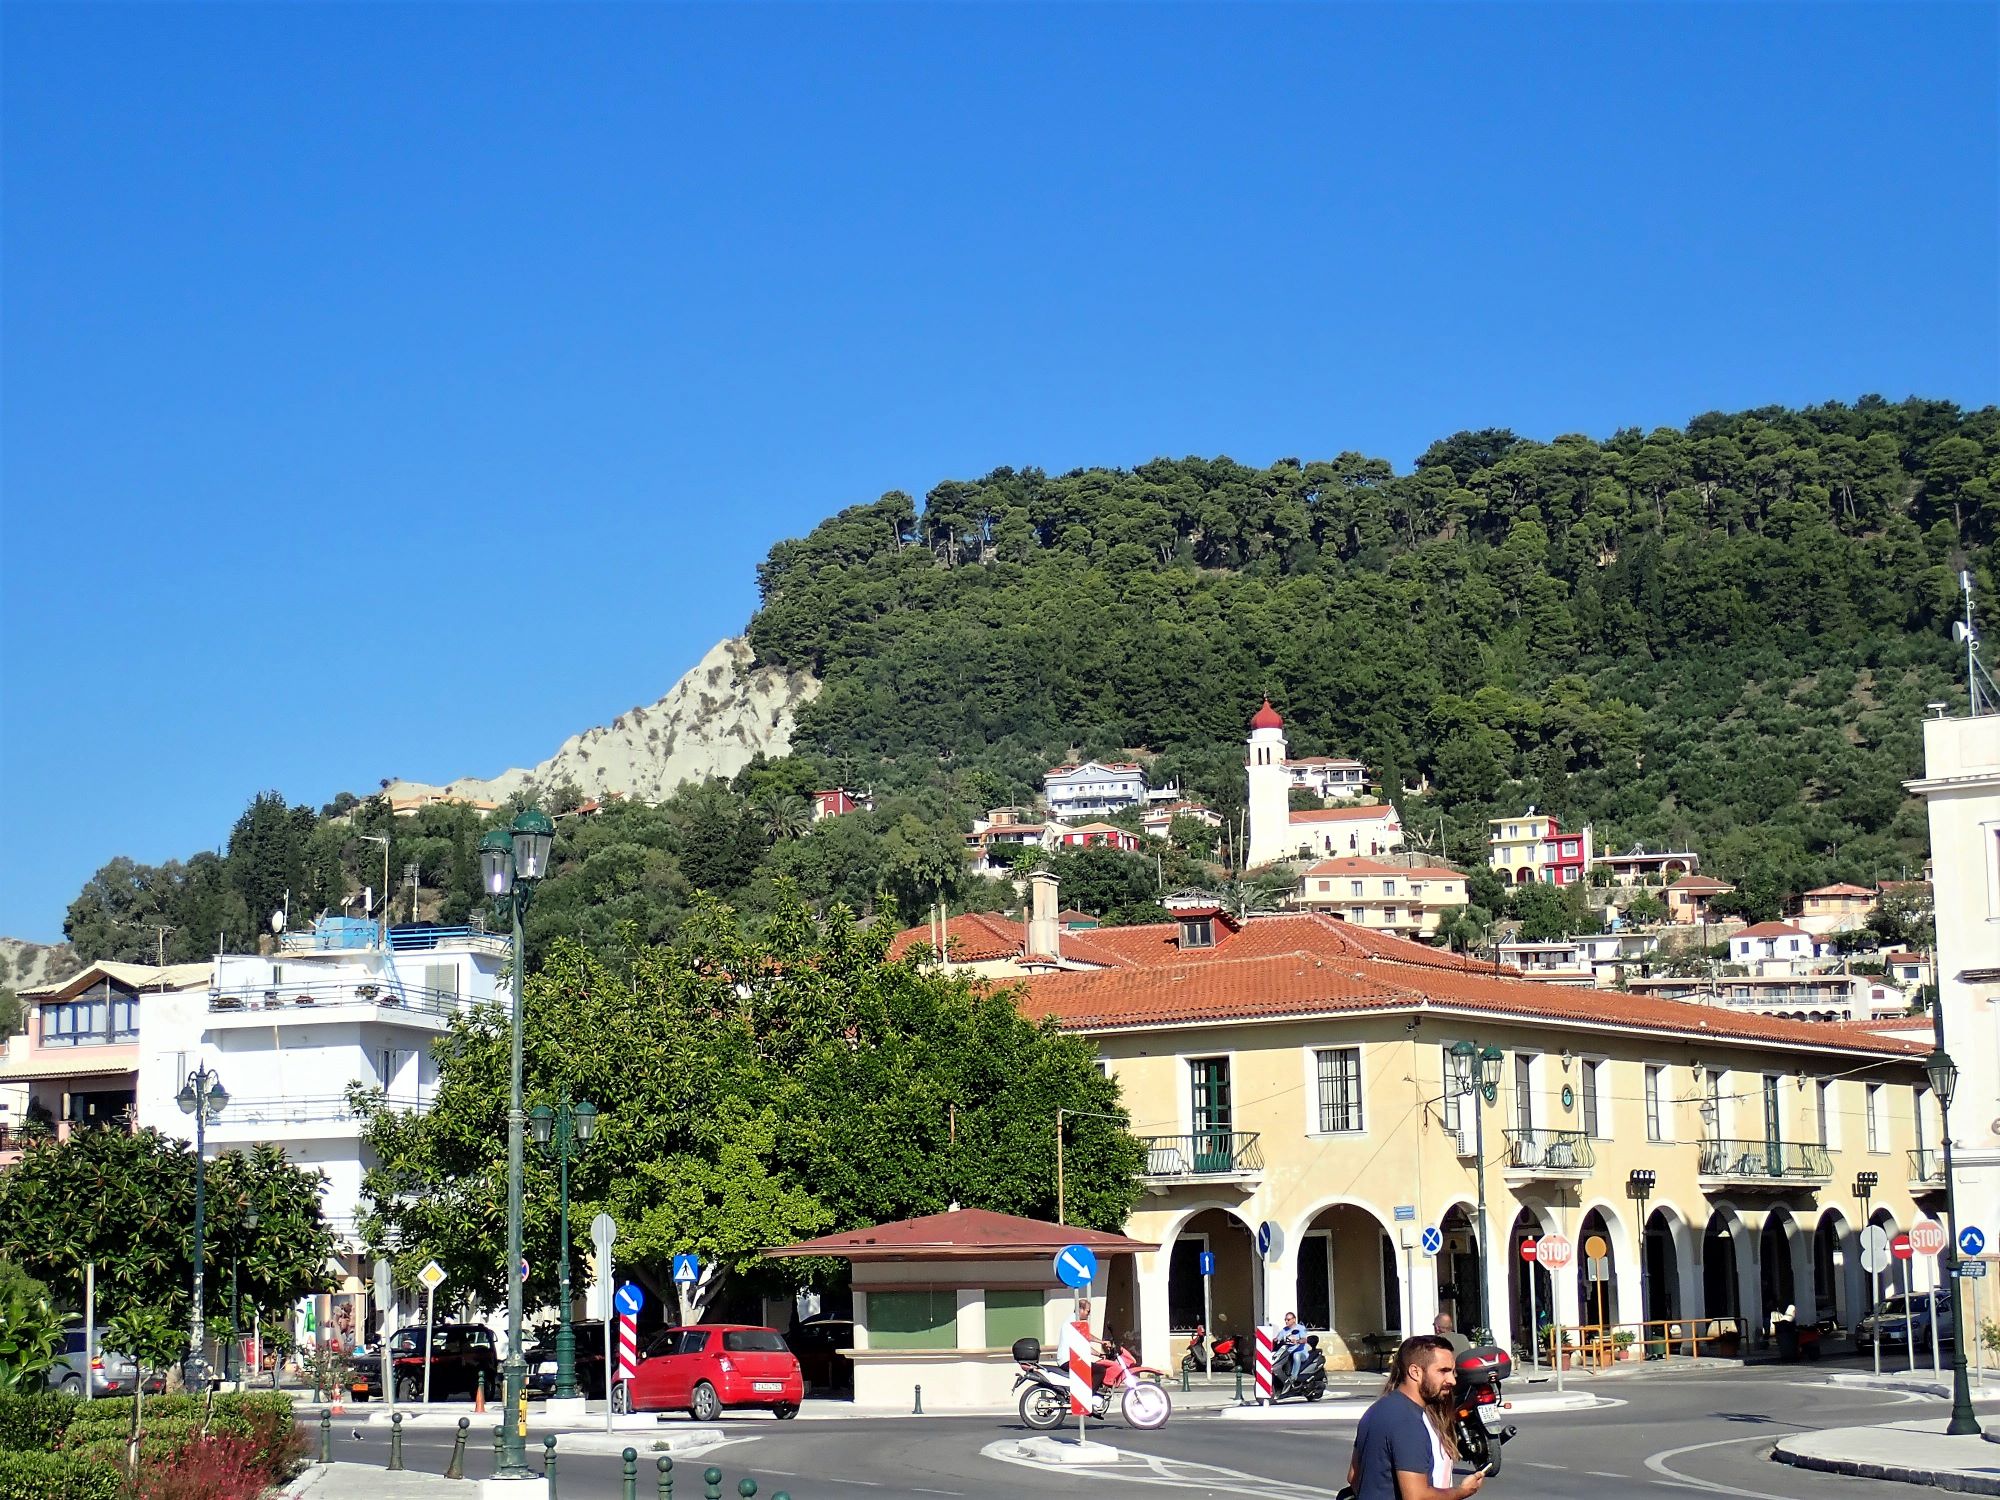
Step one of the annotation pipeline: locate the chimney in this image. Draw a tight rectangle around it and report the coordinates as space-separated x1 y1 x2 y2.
1027 870 1062 963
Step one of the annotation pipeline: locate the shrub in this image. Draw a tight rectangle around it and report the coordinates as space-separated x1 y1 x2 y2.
0 1265 62 1397
0 1392 78 1453
0 1449 123 1500
131 1434 268 1500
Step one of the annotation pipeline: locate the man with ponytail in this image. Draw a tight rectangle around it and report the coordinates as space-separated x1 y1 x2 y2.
1345 1335 1486 1500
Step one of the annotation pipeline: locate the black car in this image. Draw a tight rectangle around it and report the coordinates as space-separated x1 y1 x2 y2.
349 1324 499 1403
526 1320 610 1400
786 1317 854 1397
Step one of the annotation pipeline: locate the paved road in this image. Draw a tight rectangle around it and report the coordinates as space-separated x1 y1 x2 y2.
361 1366 1981 1498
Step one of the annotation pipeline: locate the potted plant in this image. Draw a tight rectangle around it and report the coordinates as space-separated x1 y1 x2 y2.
356 983 380 1001
1611 1329 1636 1361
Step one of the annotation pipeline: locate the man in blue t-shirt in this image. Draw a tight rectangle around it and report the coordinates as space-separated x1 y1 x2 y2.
1346 1335 1486 1500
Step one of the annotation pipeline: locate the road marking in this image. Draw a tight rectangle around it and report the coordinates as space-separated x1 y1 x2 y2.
908 1489 964 1496
818 1480 884 1488
981 1438 1346 1498
1586 1471 1629 1479
1641 1434 1793 1499
1524 1461 1566 1470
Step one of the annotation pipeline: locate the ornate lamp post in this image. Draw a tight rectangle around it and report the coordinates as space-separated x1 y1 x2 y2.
1924 1042 1980 1436
1447 1041 1506 1337
176 1066 228 1385
529 1095 597 1401
479 808 555 1480
1628 1169 1657 1338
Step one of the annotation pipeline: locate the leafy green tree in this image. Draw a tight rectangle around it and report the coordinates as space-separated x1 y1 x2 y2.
0 1259 62 1393
1511 884 1597 942
355 894 1144 1311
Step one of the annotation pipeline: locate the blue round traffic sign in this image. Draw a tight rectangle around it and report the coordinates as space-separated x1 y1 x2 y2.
1420 1226 1444 1257
1053 1243 1098 1289
1961 1226 1986 1258
614 1281 644 1316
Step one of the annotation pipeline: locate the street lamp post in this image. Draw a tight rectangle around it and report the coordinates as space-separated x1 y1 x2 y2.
1924 1028 1981 1436
1628 1169 1657 1344
529 1095 597 1401
479 809 555 1481
227 1205 259 1383
176 1066 229 1385
1447 1042 1506 1338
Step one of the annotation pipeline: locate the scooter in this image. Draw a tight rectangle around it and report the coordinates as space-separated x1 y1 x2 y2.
1450 1345 1518 1476
1181 1324 1251 1374
1266 1334 1329 1402
1012 1337 1173 1431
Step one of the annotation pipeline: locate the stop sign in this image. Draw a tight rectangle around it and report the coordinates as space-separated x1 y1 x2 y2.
1891 1230 1915 1261
1537 1232 1576 1270
1911 1220 1948 1256
1519 1238 1540 1263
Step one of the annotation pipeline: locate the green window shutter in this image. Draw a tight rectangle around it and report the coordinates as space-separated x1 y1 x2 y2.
867 1290 958 1350
984 1290 1044 1349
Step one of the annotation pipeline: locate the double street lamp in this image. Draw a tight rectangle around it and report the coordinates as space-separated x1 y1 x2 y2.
177 1066 229 1384
1922 1028 1979 1437
479 808 555 1480
529 1094 597 1401
1446 1042 1506 1337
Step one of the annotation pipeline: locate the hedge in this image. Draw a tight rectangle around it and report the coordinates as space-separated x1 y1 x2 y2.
0 1393 78 1454
0 1449 123 1500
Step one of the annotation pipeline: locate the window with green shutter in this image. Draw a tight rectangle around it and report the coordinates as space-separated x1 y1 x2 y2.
867 1289 958 1350
984 1289 1044 1349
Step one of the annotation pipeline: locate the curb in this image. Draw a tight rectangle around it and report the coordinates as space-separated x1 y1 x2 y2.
1773 1433 2000 1495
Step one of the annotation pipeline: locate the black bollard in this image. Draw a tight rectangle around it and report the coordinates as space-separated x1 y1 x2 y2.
388 1410 405 1471
544 1434 559 1498
913 1383 923 1415
446 1416 469 1480
656 1453 674 1500
319 1409 332 1463
703 1465 723 1500
622 1447 639 1500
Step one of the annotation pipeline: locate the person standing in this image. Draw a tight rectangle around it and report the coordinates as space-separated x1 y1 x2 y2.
1347 1335 1485 1500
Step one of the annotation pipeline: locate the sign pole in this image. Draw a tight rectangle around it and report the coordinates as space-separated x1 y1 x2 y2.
83 1261 94 1404
1905 1262 1917 1374
1529 1265 1540 1371
1075 1285 1087 1449
603 1275 615 1433
422 1284 435 1405
1930 1252 1943 1383
1203 1267 1213 1380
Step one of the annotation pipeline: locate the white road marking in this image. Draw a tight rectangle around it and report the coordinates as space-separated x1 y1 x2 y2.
908 1489 964 1496
818 1479 884 1488
1524 1461 1566 1470
1586 1471 1629 1479
1641 1434 1792 1498
981 1438 1345 1498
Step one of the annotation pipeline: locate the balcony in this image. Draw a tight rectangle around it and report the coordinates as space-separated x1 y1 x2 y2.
1501 1129 1594 1184
1698 1138 1833 1189
207 979 468 1024
1137 1131 1263 1190
278 922 512 958
208 1093 429 1137
1910 1149 1948 1192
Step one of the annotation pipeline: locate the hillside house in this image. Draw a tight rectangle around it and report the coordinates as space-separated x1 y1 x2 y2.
1729 921 1828 974
1880 951 1933 988
1044 761 1148 819
1487 809 1593 887
1292 857 1466 938
1593 846 1701 886
1140 801 1223 839
1665 874 1735 926
1797 884 1878 937
1496 931 1660 988
811 788 874 822
1049 822 1141 853
1282 755 1371 800
1628 972 1906 1024
1245 702 1402 866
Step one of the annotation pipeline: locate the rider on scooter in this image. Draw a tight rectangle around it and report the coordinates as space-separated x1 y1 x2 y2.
1273 1311 1308 1389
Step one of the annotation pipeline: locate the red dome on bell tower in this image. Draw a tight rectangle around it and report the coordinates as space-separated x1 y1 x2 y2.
1250 698 1284 731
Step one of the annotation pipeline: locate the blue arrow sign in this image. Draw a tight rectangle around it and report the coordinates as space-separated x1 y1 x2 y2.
614 1281 645 1316
1053 1243 1098 1289
671 1253 700 1285
1199 1250 1215 1277
1420 1226 1444 1257
1962 1226 1986 1258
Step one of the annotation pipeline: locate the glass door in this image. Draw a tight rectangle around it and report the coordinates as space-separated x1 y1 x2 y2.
1763 1075 1783 1176
1190 1058 1233 1170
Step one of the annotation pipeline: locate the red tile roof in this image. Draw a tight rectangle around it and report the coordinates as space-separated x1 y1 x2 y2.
1807 883 1876 898
887 912 1027 964
1290 804 1399 824
1733 921 1811 940
764 1207 1156 1260
1669 875 1733 892
1303 858 1465 881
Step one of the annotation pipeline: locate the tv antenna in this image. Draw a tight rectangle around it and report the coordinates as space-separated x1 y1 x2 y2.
1954 571 2000 717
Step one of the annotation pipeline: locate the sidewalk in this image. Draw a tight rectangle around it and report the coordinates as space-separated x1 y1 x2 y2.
1773 1418 2000 1495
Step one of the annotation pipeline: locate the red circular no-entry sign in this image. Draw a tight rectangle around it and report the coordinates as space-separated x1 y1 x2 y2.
1891 1230 1915 1262
1519 1237 1540 1263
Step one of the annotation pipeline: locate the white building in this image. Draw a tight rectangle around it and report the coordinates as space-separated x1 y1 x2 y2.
1281 755 1370 800
1043 761 1147 819
1908 708 2000 1236
1496 931 1660 988
1628 971 1907 1024
1727 921 1828 974
1245 702 1402 868
144 918 510 1273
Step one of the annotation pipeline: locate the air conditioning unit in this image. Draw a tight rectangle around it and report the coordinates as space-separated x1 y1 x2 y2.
1454 1126 1476 1159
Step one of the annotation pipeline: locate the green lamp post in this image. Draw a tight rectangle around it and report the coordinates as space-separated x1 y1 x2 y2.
1447 1041 1505 1339
1923 1036 1980 1437
530 1095 598 1401
176 1065 229 1385
479 808 554 1479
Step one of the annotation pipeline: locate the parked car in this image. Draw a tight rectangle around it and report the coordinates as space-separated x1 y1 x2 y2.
1859 1291 1955 1352
611 1325 803 1421
526 1320 610 1399
785 1317 854 1398
349 1324 499 1402
44 1327 163 1397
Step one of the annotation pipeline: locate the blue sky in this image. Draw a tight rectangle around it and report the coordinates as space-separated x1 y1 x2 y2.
4 2 1996 944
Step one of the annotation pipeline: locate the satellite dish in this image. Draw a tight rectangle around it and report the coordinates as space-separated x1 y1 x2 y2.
270 909 285 934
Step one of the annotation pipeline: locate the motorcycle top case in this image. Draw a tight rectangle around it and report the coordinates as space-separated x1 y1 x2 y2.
1456 1346 1511 1385
1011 1338 1042 1365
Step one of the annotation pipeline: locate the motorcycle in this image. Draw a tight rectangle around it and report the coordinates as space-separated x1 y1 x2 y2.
1181 1323 1250 1374
1450 1345 1518 1476
1265 1333 1329 1403
1011 1337 1173 1431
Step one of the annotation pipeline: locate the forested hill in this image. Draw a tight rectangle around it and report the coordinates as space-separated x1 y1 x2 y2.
752 397 1998 905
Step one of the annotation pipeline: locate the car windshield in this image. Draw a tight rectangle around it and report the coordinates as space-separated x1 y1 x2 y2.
1875 1296 1942 1318
390 1330 429 1353
723 1329 787 1353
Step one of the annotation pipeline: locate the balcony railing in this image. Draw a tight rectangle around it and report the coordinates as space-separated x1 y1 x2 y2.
1502 1129 1595 1174
215 1093 430 1128
1138 1131 1264 1179
278 922 512 957
1698 1138 1833 1183
208 981 467 1019
1910 1149 1948 1188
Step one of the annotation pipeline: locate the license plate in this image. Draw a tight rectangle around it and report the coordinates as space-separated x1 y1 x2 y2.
753 1381 782 1392
537 1361 557 1374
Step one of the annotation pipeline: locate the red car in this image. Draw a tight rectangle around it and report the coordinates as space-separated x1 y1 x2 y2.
611 1324 804 1421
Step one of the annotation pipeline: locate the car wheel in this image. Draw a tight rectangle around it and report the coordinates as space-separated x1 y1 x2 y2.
60 1375 82 1396
610 1380 633 1414
774 1403 799 1420
395 1375 421 1403
690 1381 722 1423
